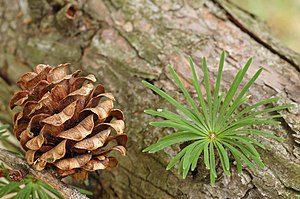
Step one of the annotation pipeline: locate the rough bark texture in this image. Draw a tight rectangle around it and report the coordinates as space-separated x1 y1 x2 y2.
0 0 299 199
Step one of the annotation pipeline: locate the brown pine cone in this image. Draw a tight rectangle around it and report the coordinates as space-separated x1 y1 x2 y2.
10 64 127 177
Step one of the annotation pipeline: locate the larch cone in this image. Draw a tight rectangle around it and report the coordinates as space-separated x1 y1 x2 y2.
10 63 127 178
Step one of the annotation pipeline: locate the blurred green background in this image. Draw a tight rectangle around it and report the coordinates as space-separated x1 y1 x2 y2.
232 0 300 53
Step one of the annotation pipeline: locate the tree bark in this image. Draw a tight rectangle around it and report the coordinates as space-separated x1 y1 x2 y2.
0 0 299 198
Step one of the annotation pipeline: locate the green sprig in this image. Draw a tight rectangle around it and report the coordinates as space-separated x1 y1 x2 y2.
142 51 292 186
0 175 62 199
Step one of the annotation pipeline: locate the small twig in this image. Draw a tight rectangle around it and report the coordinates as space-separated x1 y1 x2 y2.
0 148 89 199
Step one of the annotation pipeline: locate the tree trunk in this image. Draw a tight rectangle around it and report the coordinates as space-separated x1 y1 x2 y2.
0 0 299 198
